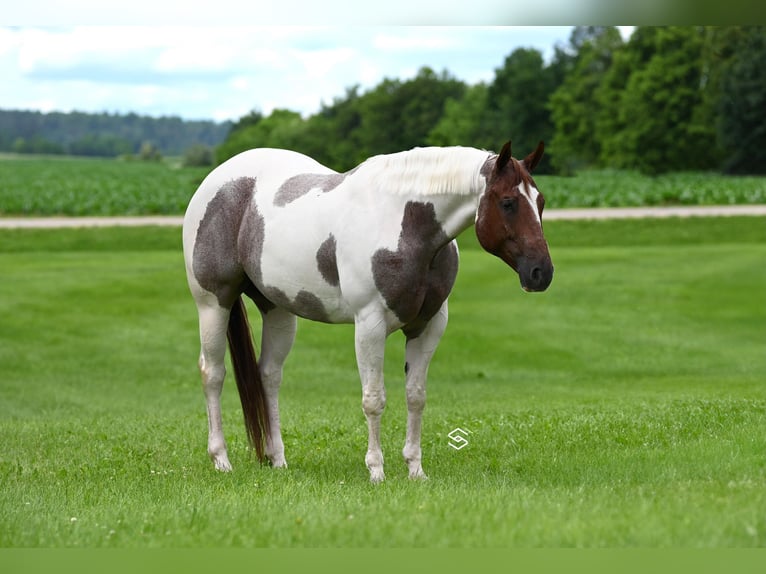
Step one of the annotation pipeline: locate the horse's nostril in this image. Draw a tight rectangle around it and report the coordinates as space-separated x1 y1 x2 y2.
531 267 542 284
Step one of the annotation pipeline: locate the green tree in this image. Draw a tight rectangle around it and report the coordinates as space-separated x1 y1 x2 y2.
300 87 365 171
427 83 494 149
608 27 720 174
69 134 133 157
714 27 766 174
355 67 466 160
548 26 624 173
215 109 307 164
595 27 659 169
182 144 214 167
138 141 162 161
486 48 558 172
11 136 64 155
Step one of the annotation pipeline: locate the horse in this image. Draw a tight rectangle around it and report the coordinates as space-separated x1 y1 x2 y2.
182 140 553 483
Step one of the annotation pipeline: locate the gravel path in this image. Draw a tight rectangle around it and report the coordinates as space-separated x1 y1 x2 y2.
1 205 766 229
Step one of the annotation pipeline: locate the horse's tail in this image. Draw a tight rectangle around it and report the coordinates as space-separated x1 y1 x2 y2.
227 295 270 462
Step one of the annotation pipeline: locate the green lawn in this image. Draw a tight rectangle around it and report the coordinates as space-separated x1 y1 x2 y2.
0 218 764 547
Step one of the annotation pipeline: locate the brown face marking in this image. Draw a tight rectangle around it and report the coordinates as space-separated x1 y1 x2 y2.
372 201 457 329
316 234 339 287
274 172 347 207
193 177 257 308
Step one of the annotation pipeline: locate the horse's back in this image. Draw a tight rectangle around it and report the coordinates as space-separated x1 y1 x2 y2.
190 149 333 206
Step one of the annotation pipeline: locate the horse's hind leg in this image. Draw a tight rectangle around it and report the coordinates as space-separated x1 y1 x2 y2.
258 307 297 468
197 301 233 471
403 300 449 480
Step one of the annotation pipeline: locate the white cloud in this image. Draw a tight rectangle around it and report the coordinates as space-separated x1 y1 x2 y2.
373 30 458 52
0 25 576 121
229 75 254 91
0 28 21 57
358 62 381 87
153 44 236 74
295 47 356 78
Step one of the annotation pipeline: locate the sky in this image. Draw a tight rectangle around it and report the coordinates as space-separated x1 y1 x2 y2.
0 26 595 123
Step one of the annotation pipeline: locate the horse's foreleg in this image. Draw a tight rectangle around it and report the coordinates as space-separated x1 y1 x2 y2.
403 300 449 480
197 303 233 471
354 309 389 483
259 307 297 468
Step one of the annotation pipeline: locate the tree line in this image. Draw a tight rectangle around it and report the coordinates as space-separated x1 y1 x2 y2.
219 26 765 175
0 109 230 160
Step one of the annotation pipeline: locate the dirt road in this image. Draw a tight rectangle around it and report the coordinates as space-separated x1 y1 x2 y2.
1 205 765 229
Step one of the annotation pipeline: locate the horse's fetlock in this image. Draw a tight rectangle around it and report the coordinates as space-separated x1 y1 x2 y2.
402 444 421 464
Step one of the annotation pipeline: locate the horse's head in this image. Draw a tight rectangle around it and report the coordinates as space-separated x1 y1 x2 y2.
476 140 553 292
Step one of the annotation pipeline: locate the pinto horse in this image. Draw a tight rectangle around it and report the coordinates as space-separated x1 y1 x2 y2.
182 141 553 482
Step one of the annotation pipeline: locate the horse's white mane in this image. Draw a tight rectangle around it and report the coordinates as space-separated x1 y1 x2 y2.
356 146 492 196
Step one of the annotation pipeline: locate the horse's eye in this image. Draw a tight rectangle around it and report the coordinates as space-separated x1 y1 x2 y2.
501 197 517 214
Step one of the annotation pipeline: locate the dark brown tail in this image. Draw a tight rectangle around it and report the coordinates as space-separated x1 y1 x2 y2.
227 296 270 462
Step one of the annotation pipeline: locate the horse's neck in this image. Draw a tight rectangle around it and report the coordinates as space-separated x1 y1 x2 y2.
358 147 490 239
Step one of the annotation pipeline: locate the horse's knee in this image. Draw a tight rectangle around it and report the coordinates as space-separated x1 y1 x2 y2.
259 363 283 394
362 387 386 418
199 355 226 391
406 383 426 413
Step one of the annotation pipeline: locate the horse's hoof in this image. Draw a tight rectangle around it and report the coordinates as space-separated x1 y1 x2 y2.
269 457 288 469
369 469 385 484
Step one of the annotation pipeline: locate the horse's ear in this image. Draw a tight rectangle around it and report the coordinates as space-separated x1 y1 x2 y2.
496 140 512 172
522 141 544 172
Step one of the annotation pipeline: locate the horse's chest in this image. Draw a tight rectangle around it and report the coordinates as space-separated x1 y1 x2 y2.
369 201 458 327
372 240 458 327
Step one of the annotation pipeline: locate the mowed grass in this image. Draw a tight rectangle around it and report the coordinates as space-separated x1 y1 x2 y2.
0 218 764 547
1 154 766 216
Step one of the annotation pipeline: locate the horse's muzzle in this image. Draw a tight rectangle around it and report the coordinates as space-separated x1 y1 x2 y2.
519 257 553 292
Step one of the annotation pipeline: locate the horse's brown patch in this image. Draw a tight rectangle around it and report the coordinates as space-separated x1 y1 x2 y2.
193 176 276 312
372 201 458 335
262 286 331 323
193 177 257 308
294 290 331 323
316 234 340 287
274 173 346 207
402 240 458 340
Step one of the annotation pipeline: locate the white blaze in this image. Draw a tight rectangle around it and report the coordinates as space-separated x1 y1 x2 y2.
520 182 542 224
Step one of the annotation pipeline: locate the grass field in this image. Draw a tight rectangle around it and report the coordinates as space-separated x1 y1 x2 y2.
1 154 766 216
0 217 764 547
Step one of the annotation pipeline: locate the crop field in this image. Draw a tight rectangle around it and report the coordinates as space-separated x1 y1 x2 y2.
0 217 764 548
0 155 209 216
1 154 766 216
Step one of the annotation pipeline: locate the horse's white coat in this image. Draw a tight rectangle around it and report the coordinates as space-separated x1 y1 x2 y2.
183 146 499 482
